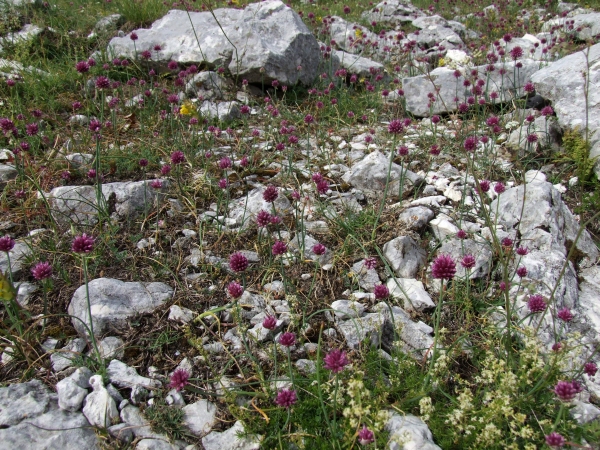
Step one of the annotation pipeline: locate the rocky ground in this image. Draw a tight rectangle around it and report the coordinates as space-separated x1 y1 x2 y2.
0 0 600 449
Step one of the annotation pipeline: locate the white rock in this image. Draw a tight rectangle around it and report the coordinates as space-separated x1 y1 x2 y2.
202 420 261 450
386 278 435 312
430 216 459 242
330 300 365 319
98 336 125 360
83 375 119 428
385 412 441 449
57 377 88 412
382 236 427 278
107 359 161 390
51 338 86 372
168 305 195 324
183 400 218 436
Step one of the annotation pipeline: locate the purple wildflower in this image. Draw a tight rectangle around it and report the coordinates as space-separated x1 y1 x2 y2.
323 349 350 373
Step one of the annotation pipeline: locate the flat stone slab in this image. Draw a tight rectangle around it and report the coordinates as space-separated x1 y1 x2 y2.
68 278 173 338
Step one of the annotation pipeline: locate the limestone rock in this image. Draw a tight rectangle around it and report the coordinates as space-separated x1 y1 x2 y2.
385 412 441 450
107 359 162 391
403 60 542 116
82 375 119 428
202 420 261 450
182 400 218 436
0 379 99 449
68 278 173 338
382 236 427 278
107 1 320 86
48 180 167 226
342 151 423 199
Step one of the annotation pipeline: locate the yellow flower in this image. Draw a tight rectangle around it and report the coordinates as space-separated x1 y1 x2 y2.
438 57 446 67
179 102 196 116
355 28 363 39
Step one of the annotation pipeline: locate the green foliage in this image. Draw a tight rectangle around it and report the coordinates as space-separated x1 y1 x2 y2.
143 398 187 441
561 128 598 182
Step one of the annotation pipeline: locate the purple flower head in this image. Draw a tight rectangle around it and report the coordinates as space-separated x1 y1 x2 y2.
374 284 389 300
545 432 565 448
457 230 467 239
26 123 39 136
218 179 228 190
528 294 547 313
363 257 377 270
494 182 506 194
278 332 296 347
161 164 171 176
557 307 574 322
388 119 404 134
304 114 314 124
312 243 326 256
130 32 138 41
324 349 350 373
275 388 297 408
584 362 598 376
463 135 478 152
150 179 163 190
229 252 248 273
272 240 287 256
316 179 329 194
256 210 271 227
478 180 491 193
263 185 278 203
552 342 562 352
0 236 15 253
509 46 523 60
72 233 95 254
227 281 244 299
139 158 149 168
31 262 52 280
95 76 110 90
170 151 185 165
169 369 189 392
431 254 456 280
75 60 90 73
541 105 554 116
358 425 375 445
87 169 97 179
461 254 476 269
554 380 582 402
263 315 277 330
516 246 529 256
398 145 409 156
516 266 527 278
167 60 178 71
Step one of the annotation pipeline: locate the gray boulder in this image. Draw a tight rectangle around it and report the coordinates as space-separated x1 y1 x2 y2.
107 1 320 86
403 60 542 116
0 240 31 279
199 100 240 122
382 236 427 278
342 151 423 199
202 420 261 450
48 179 167 226
186 71 228 100
333 50 385 78
385 412 441 450
437 238 493 279
361 0 425 25
68 278 173 338
398 206 435 231
182 400 218 436
0 163 17 188
530 43 600 178
0 379 99 449
107 359 162 390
